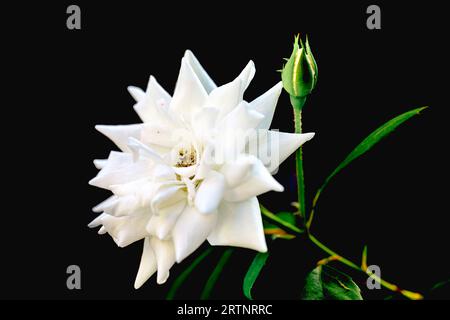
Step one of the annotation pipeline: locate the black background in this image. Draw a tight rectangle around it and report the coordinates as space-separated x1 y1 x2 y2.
2 1 448 300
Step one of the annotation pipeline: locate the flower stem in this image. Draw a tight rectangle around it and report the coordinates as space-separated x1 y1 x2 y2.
290 95 307 220
260 204 303 235
308 233 423 300
308 234 359 270
261 205 423 300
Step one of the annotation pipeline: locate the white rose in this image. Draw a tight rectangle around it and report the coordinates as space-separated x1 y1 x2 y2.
89 50 314 288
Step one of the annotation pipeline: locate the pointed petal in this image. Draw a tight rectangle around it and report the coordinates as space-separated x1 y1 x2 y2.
170 58 208 121
88 212 107 228
254 131 315 173
224 156 283 202
207 197 267 252
150 238 176 284
89 153 151 189
195 171 225 214
95 124 142 152
134 238 157 289
184 50 217 93
206 61 255 120
99 195 139 217
249 82 283 129
172 205 218 263
133 76 172 125
98 226 107 234
92 196 119 213
127 86 145 102
93 159 107 170
238 60 256 91
101 213 149 247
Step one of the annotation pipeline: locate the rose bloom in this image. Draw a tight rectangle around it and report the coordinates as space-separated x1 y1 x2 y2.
89 50 314 288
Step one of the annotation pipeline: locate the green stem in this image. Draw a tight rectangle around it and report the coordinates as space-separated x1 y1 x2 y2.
260 204 303 234
308 233 423 300
290 95 307 220
260 206 421 299
308 234 359 270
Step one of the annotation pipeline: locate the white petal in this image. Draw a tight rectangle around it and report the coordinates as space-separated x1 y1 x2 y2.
195 171 225 214
99 195 139 217
214 102 264 162
133 76 172 125
101 213 149 248
88 212 107 228
249 82 283 130
134 238 157 289
192 107 219 139
219 155 253 188
94 151 132 173
110 178 152 197
206 61 255 120
170 58 208 121
127 86 145 102
207 197 267 252
218 101 264 132
95 124 142 152
184 50 217 93
224 156 283 202
146 200 186 240
92 196 119 213
253 131 315 173
194 145 214 180
172 205 218 263
237 60 256 91
152 163 176 181
127 137 164 163
151 184 185 214
141 123 178 149
172 165 197 178
93 159 107 170
89 153 151 190
150 238 176 284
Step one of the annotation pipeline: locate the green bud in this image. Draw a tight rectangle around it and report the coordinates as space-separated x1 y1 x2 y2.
281 35 318 98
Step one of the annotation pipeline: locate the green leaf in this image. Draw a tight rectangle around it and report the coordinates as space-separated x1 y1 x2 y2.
243 252 269 300
302 265 363 300
308 107 427 227
166 247 213 300
200 248 234 300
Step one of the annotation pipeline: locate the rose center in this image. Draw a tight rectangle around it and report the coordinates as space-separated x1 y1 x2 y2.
175 145 197 167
